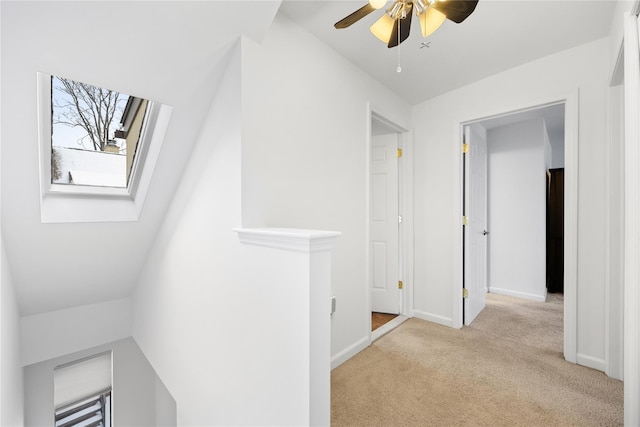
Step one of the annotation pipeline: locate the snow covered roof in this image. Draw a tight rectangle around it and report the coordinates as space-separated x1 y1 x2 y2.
53 146 126 188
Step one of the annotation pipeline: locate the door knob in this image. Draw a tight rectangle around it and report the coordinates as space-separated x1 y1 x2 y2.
482 230 489 236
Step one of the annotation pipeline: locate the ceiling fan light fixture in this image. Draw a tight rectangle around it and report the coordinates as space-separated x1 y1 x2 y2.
387 1 405 20
335 0 478 49
419 7 446 37
414 0 428 15
370 13 395 43
368 0 387 10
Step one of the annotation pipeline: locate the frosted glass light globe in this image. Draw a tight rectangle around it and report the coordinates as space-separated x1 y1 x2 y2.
369 0 387 10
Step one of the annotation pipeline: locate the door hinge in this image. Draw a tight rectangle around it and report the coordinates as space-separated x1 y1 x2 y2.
462 143 469 153
398 280 403 289
397 148 403 158
463 216 469 225
463 288 469 299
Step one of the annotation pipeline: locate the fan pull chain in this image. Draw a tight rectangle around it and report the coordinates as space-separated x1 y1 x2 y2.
396 16 402 73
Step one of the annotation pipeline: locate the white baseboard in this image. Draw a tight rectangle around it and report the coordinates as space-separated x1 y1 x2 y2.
331 335 370 370
576 353 606 373
330 316 411 370
489 287 546 302
371 315 410 342
412 310 454 328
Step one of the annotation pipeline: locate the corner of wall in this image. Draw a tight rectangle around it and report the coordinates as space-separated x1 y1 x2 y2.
20 297 133 367
23 337 176 427
608 1 637 77
1 238 25 426
130 32 244 425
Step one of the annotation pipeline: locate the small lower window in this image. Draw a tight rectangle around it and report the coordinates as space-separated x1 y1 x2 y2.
54 351 112 427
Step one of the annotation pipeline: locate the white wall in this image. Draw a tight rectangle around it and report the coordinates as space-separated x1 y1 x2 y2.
609 1 637 70
132 39 318 425
0 1 279 317
413 37 610 366
1 239 24 427
604 0 634 384
132 41 249 424
23 337 175 427
543 121 553 170
20 297 132 366
155 376 177 427
131 11 412 424
0 3 23 422
607 84 625 380
487 119 547 301
241 12 411 365
549 128 565 168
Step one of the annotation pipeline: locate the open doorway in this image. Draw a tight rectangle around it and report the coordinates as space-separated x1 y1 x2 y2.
462 103 566 333
369 112 410 340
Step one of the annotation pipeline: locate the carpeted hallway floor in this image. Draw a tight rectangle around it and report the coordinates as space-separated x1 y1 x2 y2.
331 293 623 426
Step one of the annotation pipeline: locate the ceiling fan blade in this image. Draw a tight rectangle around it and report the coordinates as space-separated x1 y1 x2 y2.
419 7 446 37
388 3 413 48
431 0 479 24
334 3 376 29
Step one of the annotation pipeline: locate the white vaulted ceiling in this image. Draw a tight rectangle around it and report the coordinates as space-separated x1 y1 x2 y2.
1 1 281 316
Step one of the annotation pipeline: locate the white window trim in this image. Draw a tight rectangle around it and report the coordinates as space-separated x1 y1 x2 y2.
36 72 172 223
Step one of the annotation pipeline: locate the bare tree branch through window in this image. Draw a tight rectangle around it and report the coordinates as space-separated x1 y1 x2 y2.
52 77 125 152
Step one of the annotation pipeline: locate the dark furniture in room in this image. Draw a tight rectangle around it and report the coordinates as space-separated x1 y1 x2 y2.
547 168 564 293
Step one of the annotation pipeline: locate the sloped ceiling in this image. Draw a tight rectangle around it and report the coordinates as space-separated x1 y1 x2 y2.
1 1 281 316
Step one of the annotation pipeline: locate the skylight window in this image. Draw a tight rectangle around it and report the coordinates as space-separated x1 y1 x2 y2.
37 72 173 223
51 76 148 189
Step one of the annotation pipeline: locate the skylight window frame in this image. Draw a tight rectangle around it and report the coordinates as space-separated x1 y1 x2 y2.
36 72 172 223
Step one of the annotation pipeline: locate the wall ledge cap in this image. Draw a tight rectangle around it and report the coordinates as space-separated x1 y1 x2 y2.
234 227 341 253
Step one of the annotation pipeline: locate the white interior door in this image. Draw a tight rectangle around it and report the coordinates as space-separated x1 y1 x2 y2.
371 133 399 314
464 124 488 325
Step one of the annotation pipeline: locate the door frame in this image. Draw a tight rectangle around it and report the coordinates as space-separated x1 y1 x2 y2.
452 92 579 364
623 9 640 425
366 104 413 338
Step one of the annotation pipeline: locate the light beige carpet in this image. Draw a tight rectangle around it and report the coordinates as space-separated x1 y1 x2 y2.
331 293 623 426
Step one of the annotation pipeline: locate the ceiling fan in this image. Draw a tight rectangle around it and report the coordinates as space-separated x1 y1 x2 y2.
334 0 479 48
